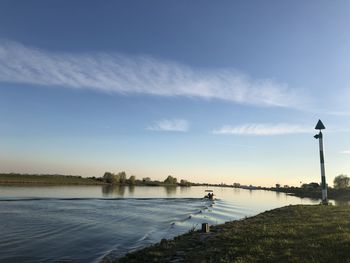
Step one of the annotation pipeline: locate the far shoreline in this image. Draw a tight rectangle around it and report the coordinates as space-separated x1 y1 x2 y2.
0 173 106 186
2 173 350 202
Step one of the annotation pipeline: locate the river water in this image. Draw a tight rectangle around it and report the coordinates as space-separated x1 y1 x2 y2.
0 185 319 263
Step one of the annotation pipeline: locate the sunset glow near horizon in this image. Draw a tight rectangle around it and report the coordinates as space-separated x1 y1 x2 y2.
1 1 350 186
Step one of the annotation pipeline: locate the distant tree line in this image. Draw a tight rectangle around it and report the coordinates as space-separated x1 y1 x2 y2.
103 172 136 185
164 175 177 185
333 174 349 189
0 173 104 185
102 172 192 186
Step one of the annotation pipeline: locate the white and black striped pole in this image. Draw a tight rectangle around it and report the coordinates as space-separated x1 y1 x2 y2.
314 119 328 205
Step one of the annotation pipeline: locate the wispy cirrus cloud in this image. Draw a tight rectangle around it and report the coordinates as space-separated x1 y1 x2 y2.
213 123 312 136
147 119 189 132
325 110 350 116
0 40 307 108
340 150 350 154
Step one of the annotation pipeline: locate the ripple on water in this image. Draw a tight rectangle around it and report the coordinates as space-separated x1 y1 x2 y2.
0 197 264 263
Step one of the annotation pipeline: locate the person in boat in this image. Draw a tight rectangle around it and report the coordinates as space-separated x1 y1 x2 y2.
207 192 214 199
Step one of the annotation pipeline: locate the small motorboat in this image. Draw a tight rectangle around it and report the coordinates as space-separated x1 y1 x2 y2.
204 190 215 200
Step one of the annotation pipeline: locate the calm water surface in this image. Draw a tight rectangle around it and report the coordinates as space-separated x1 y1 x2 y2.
0 185 319 263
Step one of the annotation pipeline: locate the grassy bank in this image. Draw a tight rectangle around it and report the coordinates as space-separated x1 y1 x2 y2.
0 173 104 185
108 205 350 263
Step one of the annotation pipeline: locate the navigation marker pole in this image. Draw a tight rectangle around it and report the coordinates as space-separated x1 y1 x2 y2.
314 119 328 205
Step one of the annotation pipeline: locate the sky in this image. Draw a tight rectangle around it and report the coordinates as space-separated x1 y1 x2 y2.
0 0 350 186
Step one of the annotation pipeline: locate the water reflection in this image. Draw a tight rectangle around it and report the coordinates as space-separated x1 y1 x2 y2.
165 186 177 196
233 188 240 194
334 199 350 206
102 185 126 197
0 185 330 263
179 186 191 195
275 191 281 199
129 185 135 195
0 185 324 207
101 185 180 197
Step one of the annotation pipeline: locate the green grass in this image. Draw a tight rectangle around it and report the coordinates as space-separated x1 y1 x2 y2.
0 173 104 185
107 205 350 263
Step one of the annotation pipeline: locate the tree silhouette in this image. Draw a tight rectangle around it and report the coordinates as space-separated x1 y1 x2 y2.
334 174 349 189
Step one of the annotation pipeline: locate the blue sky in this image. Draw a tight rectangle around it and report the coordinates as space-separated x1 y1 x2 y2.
0 0 349 186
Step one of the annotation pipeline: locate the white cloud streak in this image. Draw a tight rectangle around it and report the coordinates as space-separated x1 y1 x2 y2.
213 123 312 136
325 110 350 116
340 150 350 154
0 40 306 108
147 119 189 132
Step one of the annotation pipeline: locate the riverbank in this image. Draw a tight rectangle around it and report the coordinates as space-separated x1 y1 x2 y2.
107 205 350 263
0 173 191 187
0 173 105 185
272 187 350 201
